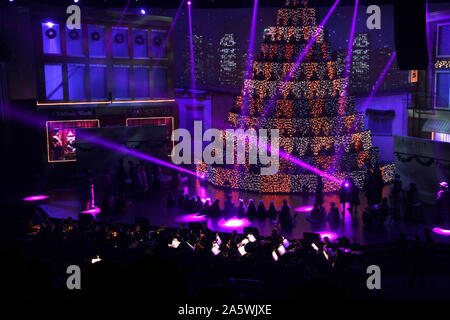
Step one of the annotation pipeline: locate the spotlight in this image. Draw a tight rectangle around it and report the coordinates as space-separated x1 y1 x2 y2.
197 173 206 180
45 21 55 28
74 0 79 3
23 195 48 202
140 8 147 15
344 182 350 188
187 1 192 5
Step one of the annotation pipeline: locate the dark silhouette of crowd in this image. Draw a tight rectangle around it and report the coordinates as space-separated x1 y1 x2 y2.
2 206 446 300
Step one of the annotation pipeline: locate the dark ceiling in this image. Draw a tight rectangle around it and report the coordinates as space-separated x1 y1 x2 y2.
2 0 450 9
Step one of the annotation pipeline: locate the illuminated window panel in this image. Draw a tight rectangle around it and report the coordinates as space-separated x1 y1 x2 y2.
88 25 105 58
90 64 107 100
112 27 129 58
44 64 64 100
435 71 450 108
66 27 84 57
437 24 450 57
68 64 86 101
153 67 168 98
46 120 100 163
134 66 150 99
113 65 130 99
152 30 167 59
133 29 148 58
42 22 61 55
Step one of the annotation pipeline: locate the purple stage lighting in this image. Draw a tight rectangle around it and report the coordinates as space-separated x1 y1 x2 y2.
74 0 79 3
23 195 49 202
188 2 196 97
140 8 147 15
241 0 259 116
342 0 359 95
263 0 340 115
279 149 343 184
176 214 207 222
218 217 251 229
295 205 314 212
197 173 206 180
433 227 450 235
318 231 339 241
344 182 349 188
76 131 198 177
187 1 192 5
81 207 101 215
166 0 186 40
362 52 397 110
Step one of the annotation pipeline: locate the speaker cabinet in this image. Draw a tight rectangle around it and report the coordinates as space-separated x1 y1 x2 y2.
394 0 429 70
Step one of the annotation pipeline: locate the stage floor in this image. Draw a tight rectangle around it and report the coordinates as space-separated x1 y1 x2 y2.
38 175 450 245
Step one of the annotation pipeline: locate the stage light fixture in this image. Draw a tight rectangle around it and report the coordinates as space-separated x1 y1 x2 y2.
45 21 55 28
140 8 146 15
187 1 192 5
23 195 49 202
74 0 79 3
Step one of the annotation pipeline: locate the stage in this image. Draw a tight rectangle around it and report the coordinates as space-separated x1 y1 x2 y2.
36 175 450 246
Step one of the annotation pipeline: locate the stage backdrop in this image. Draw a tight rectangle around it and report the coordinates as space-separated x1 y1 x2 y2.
394 135 450 202
76 125 168 173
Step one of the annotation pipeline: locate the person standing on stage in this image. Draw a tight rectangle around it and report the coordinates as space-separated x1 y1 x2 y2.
315 176 324 206
349 178 360 215
436 181 450 226
339 178 351 218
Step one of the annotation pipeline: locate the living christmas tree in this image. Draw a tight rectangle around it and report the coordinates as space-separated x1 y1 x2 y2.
197 0 394 193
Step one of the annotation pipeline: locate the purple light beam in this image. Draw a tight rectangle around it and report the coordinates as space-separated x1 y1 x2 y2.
188 2 196 100
241 0 259 116
5 106 197 178
342 0 359 96
76 131 198 176
240 132 344 184
362 51 397 110
166 0 186 41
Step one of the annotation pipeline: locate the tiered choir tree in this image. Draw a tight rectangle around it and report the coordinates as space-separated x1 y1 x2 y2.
197 0 394 192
